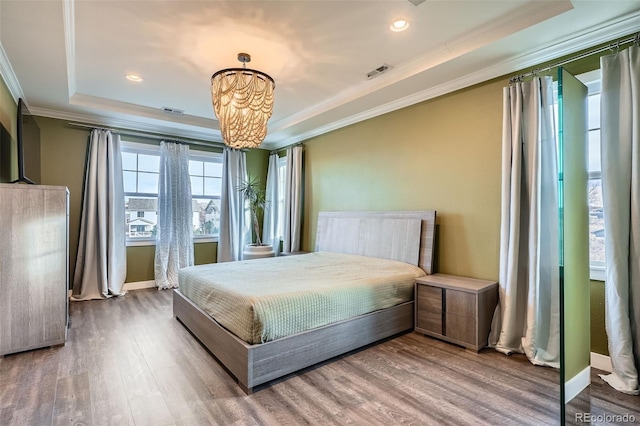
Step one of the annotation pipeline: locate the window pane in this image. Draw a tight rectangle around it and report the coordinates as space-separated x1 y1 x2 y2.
191 176 204 196
588 130 601 173
192 197 220 236
204 177 221 196
204 162 222 177
588 179 605 266
189 160 203 176
122 152 137 171
587 93 600 130
120 141 222 240
123 171 137 193
138 172 159 193
138 154 159 173
125 196 158 238
277 161 287 239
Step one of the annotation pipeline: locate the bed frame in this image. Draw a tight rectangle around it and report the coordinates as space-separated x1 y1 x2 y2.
173 210 436 393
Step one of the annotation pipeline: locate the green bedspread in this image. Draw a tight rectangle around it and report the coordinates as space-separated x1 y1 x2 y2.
178 251 425 344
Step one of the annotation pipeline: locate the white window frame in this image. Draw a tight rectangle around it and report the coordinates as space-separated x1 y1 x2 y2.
121 141 223 247
578 70 605 281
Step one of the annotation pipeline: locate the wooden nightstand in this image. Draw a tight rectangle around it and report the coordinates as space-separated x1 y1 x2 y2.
415 273 498 352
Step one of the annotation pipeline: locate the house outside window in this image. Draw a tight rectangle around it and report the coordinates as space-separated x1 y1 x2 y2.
121 141 223 245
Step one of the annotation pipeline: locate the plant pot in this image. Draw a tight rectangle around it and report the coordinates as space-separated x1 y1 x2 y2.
243 244 275 260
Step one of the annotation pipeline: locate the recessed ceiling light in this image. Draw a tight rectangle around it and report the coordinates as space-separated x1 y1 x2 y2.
125 74 143 82
390 19 409 32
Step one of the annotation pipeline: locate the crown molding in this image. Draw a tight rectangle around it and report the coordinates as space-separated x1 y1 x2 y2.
29 105 223 143
265 10 640 149
8 4 640 152
268 0 573 136
0 42 23 104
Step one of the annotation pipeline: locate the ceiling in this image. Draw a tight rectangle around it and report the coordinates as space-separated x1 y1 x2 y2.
1 1 639 150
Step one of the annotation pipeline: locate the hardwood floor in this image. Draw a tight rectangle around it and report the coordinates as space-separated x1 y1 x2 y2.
1 289 638 425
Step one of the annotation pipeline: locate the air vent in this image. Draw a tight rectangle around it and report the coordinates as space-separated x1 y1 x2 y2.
366 64 393 80
408 0 425 6
161 107 184 116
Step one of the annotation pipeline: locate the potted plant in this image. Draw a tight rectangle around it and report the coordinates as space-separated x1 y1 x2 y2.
236 176 274 259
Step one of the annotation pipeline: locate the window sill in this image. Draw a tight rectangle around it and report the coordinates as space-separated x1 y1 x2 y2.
590 267 605 282
126 238 155 247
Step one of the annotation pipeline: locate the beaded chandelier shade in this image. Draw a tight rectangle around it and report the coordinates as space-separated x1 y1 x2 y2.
211 53 275 149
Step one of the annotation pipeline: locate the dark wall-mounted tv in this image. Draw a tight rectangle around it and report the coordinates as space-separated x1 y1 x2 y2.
12 98 41 184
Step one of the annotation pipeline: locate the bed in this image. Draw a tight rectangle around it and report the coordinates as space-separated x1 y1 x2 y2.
173 210 437 393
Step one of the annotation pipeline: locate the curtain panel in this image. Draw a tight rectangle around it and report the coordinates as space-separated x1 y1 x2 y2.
263 152 281 255
283 145 303 253
599 44 640 395
217 148 249 262
72 129 127 301
489 76 560 367
154 142 194 289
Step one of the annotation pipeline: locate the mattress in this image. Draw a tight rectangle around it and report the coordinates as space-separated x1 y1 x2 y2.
178 251 426 344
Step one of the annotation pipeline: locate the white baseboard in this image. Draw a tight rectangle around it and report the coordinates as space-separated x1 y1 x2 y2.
67 280 156 298
565 365 591 403
123 280 156 291
591 352 612 373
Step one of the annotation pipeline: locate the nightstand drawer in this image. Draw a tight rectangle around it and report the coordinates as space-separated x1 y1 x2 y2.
446 291 475 316
417 285 442 311
446 312 475 344
417 310 442 334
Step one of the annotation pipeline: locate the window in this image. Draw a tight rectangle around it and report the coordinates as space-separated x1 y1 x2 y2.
579 70 605 281
121 141 223 245
276 156 287 239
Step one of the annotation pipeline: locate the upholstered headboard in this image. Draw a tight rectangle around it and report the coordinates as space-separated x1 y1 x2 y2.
315 210 437 274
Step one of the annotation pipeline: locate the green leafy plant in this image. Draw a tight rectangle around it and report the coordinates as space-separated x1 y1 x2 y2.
236 176 268 246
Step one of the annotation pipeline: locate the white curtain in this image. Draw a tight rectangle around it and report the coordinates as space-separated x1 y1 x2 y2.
599 45 640 395
71 129 127 301
489 76 560 368
154 142 194 289
217 147 249 262
283 145 303 253
263 152 281 255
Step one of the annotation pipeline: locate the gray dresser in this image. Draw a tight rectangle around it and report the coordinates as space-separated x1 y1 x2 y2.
0 184 69 356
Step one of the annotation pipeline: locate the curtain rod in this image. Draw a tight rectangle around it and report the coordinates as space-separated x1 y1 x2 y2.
67 121 226 149
270 141 303 154
509 32 640 83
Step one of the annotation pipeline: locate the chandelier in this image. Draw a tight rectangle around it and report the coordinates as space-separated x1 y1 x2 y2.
211 53 275 149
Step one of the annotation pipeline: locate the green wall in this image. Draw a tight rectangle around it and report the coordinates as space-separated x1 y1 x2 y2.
37 117 91 283
2 33 620 354
302 77 504 280
34 116 267 285
300 62 614 356
591 280 607 355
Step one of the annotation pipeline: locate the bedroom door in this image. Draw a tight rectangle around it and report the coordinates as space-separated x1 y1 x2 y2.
557 67 591 422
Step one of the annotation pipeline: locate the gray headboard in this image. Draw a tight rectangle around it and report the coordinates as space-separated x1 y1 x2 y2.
315 210 437 274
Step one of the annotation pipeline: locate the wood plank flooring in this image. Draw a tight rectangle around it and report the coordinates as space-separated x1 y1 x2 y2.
1 289 638 425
